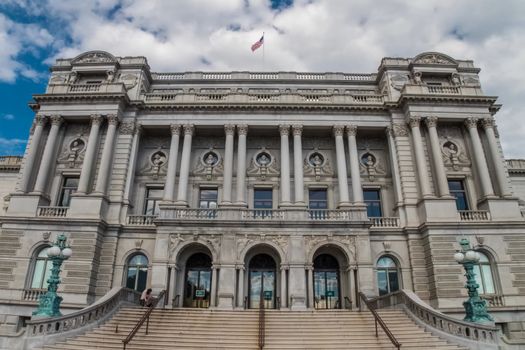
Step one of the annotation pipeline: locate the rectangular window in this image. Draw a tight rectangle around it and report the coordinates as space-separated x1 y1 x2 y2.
254 188 273 209
58 176 79 207
199 188 218 209
448 180 469 210
309 188 328 219
144 187 163 215
363 189 382 217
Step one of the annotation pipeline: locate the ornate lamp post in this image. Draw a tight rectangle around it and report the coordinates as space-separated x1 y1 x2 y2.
33 234 73 318
453 238 493 324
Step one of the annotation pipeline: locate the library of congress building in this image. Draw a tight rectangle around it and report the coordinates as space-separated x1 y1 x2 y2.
1 50 525 348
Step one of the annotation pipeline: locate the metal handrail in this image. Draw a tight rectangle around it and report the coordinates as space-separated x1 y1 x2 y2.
344 296 352 309
359 292 401 349
244 296 248 310
172 294 180 308
122 290 166 350
258 298 265 350
276 296 281 309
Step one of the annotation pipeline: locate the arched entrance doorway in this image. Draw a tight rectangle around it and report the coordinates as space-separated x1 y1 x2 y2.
248 254 277 309
313 254 341 309
183 252 212 308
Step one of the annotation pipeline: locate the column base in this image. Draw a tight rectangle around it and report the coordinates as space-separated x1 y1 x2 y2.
289 295 307 310
417 197 459 222
6 193 50 216
173 200 189 208
216 293 235 309
233 201 248 207
478 197 522 221
337 201 353 209
68 193 108 219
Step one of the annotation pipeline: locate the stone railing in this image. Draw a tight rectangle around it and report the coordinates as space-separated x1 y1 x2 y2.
157 207 368 223
401 84 484 96
506 159 525 173
484 294 505 307
37 206 68 218
150 71 376 82
25 287 140 348
459 210 490 221
45 83 126 95
370 217 400 228
368 290 499 349
143 91 384 106
0 156 22 170
127 215 157 226
23 289 46 302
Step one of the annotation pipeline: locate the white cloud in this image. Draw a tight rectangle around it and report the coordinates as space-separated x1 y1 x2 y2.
3 0 525 157
0 137 26 156
2 114 15 120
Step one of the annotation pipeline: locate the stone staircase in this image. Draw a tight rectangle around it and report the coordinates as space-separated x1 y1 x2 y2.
42 307 467 350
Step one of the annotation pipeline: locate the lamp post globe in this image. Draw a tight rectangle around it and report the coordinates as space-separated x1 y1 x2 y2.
455 238 493 324
32 234 73 318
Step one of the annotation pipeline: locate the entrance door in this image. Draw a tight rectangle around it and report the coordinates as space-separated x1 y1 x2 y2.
313 254 341 309
184 253 212 308
249 254 276 309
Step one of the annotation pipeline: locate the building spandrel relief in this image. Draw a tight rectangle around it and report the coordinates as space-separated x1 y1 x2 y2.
247 148 279 180
193 149 223 180
303 150 333 181
438 126 471 171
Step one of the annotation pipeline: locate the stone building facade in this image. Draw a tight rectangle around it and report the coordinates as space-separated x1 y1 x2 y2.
1 50 525 341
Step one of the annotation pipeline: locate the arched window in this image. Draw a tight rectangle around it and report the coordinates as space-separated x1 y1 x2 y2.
30 247 53 289
377 256 400 296
473 251 496 294
125 254 148 292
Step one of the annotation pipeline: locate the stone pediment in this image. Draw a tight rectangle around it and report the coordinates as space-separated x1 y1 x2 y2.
71 51 117 65
412 52 457 66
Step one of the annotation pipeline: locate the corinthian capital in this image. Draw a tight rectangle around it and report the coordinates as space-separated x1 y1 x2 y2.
425 116 438 128
34 114 47 126
346 125 357 137
279 124 290 136
406 116 421 128
237 124 248 136
90 114 104 126
464 117 479 129
292 124 303 136
224 124 236 136
170 124 181 136
183 124 194 136
107 114 120 126
50 115 63 126
481 118 495 130
332 125 345 137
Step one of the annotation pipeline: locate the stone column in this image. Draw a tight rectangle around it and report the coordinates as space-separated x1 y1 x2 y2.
123 123 141 204
222 124 235 205
292 125 305 205
347 268 353 309
386 126 404 207
307 266 314 308
280 266 287 308
163 124 181 201
175 124 194 206
77 114 104 194
465 117 495 198
333 125 351 207
482 118 511 197
425 117 450 197
279 124 291 206
346 125 364 204
237 267 245 308
210 266 218 307
235 125 248 205
407 116 432 198
19 114 47 193
94 114 119 195
33 115 63 194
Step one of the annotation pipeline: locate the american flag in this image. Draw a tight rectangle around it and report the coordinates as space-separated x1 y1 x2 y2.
251 35 264 52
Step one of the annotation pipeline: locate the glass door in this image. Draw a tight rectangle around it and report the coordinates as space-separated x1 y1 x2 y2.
183 253 212 308
313 254 341 309
249 270 275 309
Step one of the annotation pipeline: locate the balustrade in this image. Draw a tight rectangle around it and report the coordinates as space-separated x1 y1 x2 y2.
127 215 157 225
370 217 400 228
459 210 490 221
23 289 46 302
37 206 68 217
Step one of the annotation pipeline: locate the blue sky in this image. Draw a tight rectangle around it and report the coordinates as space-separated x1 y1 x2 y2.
1 0 525 158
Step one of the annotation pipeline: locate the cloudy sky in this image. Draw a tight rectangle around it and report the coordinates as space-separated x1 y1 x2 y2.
1 0 524 157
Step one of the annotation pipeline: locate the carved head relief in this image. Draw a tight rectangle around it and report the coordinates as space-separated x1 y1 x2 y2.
151 151 167 167
202 151 219 167
308 152 325 167
361 152 376 167
443 141 458 155
69 138 85 153
255 151 272 167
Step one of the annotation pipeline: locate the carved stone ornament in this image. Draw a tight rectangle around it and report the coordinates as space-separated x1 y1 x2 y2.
169 233 220 261
67 138 85 168
407 116 421 128
71 51 116 65
359 151 386 181
139 148 168 178
236 234 288 260
135 239 143 250
49 74 68 84
168 234 185 259
451 73 461 86
305 235 356 261
194 149 223 180
425 116 438 129
412 71 422 85
237 124 248 136
119 121 135 135
304 150 333 181
413 52 456 65
42 232 51 241
441 140 470 170
247 149 279 180
391 123 408 137
464 117 479 129
462 75 480 87
481 118 495 130
119 73 138 89
225 124 235 136
390 74 410 91
332 125 345 137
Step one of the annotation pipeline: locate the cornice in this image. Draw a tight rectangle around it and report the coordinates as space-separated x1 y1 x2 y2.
397 94 498 108
32 93 129 104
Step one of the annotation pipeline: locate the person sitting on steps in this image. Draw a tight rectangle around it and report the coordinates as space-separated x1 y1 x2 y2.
140 288 153 307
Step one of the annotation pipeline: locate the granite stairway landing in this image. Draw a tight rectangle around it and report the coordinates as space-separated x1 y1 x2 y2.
42 307 467 350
